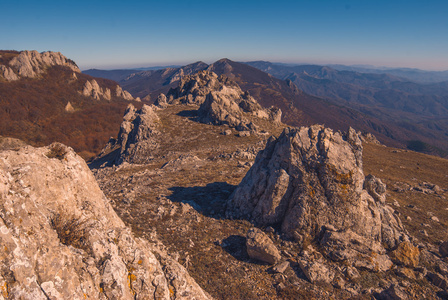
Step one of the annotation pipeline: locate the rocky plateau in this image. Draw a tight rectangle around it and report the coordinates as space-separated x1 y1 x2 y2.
1 54 448 299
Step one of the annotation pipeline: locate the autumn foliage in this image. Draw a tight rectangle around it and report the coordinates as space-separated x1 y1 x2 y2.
0 65 142 160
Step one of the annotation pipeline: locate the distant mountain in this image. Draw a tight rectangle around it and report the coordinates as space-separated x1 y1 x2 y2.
327 64 448 84
0 50 142 159
82 69 141 82
82 65 182 82
245 61 448 156
121 61 209 99
78 58 448 157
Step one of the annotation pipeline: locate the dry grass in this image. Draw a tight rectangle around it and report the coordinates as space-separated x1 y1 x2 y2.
50 213 90 253
363 143 448 244
94 103 448 299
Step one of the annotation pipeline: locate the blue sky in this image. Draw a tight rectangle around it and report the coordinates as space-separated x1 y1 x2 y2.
1 0 447 70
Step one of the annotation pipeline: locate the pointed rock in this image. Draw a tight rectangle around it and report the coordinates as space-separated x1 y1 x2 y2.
113 104 160 164
228 125 407 268
0 65 19 81
65 101 75 112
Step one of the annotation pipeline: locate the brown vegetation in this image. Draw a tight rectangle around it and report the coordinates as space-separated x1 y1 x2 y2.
0 50 19 65
50 213 90 253
0 65 142 160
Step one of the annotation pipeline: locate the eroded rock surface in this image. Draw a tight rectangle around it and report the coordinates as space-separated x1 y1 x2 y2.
0 65 19 81
163 71 281 131
100 104 161 165
81 79 137 102
228 125 408 269
7 50 80 79
0 143 211 299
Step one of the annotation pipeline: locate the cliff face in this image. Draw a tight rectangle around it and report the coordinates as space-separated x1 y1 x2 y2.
2 50 80 80
0 143 211 299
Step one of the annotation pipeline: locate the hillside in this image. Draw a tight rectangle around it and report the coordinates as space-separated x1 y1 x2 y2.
2 59 448 298
0 50 142 159
87 58 448 156
89 73 448 299
245 61 448 157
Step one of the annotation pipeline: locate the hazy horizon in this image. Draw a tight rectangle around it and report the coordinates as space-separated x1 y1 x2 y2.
79 59 448 72
2 0 447 71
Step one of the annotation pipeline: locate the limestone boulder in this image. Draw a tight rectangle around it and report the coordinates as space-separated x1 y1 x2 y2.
154 93 168 109
228 125 408 268
0 143 211 299
246 228 281 265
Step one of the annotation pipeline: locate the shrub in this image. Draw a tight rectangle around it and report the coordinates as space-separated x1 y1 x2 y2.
49 213 90 252
45 143 67 160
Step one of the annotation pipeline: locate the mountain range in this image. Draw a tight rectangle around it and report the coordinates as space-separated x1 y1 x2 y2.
85 59 448 157
1 50 448 299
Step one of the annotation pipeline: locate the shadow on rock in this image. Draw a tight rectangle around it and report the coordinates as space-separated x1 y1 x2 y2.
218 235 250 262
177 109 199 121
167 182 236 219
88 148 120 169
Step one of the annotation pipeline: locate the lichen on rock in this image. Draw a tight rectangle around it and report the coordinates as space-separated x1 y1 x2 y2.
0 143 211 299
227 125 408 270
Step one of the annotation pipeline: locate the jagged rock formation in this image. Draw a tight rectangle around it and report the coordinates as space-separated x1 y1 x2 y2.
165 61 209 85
81 79 138 102
82 79 111 100
1 50 80 80
0 143 210 299
227 125 408 270
100 104 161 165
166 71 230 105
0 65 19 81
116 85 137 101
163 71 281 131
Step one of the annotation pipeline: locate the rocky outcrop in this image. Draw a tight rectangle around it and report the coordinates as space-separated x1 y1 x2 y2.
165 71 281 131
162 70 281 132
166 71 229 105
227 125 408 270
82 79 111 100
7 50 80 79
0 65 19 81
81 80 137 102
116 85 136 101
103 104 161 165
0 143 210 299
65 101 75 112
